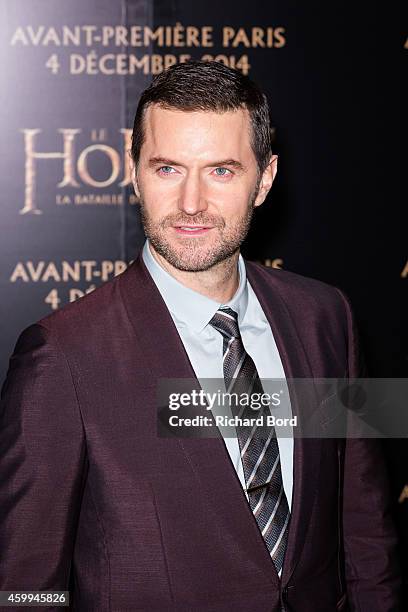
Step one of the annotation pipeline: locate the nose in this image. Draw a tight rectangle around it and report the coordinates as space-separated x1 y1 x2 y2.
178 171 208 216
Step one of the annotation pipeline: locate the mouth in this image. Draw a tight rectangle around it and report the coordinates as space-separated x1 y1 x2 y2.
173 225 214 236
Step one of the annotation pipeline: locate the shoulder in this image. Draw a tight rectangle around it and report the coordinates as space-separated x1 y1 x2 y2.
245 259 351 317
4 262 145 389
245 260 361 375
23 262 137 350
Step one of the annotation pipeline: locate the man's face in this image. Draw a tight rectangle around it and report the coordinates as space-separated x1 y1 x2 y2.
132 104 276 272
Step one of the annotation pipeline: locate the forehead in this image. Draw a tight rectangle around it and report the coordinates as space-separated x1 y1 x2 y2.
141 104 254 161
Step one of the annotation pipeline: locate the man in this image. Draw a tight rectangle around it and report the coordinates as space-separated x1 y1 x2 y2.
0 61 400 611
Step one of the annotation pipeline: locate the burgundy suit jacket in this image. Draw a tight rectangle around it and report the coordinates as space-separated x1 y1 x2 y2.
0 253 401 611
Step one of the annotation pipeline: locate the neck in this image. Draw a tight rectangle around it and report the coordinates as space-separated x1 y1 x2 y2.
148 244 240 303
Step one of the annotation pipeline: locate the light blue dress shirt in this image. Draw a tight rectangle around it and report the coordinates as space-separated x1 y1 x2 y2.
142 239 293 520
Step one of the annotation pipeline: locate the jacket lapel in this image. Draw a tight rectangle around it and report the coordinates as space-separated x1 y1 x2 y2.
245 261 323 587
119 253 322 588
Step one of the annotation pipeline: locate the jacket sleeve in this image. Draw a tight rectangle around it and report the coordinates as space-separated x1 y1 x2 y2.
0 323 87 602
335 288 402 611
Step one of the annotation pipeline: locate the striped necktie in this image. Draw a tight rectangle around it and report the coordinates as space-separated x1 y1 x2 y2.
209 306 290 574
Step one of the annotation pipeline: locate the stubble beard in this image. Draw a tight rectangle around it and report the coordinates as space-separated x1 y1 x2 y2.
139 189 259 272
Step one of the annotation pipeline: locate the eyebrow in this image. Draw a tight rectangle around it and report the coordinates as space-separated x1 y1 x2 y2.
147 156 246 172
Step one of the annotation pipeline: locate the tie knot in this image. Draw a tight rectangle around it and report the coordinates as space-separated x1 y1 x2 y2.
208 307 240 340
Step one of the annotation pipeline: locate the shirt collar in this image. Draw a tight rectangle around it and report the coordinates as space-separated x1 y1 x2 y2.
142 239 248 333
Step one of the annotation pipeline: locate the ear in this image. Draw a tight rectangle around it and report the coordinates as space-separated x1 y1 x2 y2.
253 154 278 208
128 151 140 199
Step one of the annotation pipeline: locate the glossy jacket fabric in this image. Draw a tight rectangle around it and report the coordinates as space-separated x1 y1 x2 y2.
0 254 401 611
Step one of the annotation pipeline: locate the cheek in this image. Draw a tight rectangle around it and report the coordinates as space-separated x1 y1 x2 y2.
206 176 253 204
210 187 253 218
140 173 254 216
140 178 179 210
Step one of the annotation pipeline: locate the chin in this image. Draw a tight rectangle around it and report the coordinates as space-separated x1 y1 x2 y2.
148 230 241 272
163 244 238 272
167 253 219 272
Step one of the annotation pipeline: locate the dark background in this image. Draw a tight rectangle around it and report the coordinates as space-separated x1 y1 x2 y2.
1 0 407 595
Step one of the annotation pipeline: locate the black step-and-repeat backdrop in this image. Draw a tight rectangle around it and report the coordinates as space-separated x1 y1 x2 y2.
1 0 407 591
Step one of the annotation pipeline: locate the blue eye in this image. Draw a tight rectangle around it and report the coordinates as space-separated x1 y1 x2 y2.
159 166 174 174
214 167 230 176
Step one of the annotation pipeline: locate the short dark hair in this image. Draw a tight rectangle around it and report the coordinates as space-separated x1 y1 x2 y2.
131 60 273 175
